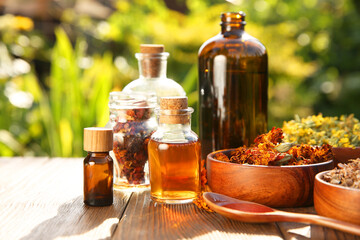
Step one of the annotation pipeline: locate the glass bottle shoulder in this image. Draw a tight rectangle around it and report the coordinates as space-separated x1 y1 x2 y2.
84 152 113 164
123 77 186 98
151 128 198 144
198 31 267 58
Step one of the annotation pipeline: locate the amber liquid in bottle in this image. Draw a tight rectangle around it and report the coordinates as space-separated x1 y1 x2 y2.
198 12 268 159
148 139 201 203
84 152 113 206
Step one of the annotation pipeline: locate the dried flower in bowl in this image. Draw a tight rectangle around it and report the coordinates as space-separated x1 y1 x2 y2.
215 127 333 166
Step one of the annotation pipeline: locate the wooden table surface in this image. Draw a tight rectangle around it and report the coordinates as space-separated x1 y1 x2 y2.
0 157 359 240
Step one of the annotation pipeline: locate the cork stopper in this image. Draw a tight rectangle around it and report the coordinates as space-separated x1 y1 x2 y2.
140 44 164 54
159 97 190 124
160 97 187 110
84 127 113 152
138 44 166 78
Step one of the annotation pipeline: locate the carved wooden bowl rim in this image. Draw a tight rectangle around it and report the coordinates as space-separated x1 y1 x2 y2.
207 148 334 169
316 170 360 193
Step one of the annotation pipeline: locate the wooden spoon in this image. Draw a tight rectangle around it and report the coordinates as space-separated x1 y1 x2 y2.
203 192 360 236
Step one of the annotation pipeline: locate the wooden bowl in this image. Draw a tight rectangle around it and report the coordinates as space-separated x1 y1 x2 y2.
332 147 360 165
207 149 334 208
314 171 360 225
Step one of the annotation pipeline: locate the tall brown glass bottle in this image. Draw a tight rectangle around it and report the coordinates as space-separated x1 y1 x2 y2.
198 12 268 159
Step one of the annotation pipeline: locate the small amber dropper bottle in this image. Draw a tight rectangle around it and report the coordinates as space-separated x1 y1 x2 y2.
83 127 114 206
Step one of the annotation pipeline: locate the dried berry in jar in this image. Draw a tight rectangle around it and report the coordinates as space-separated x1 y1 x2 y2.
109 92 156 189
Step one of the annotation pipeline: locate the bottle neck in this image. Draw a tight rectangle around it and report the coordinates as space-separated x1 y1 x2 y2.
221 23 245 34
157 121 191 132
136 53 169 79
87 152 110 158
220 12 246 35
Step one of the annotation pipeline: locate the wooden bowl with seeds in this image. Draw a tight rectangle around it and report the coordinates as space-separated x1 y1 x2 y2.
314 161 360 225
207 149 334 208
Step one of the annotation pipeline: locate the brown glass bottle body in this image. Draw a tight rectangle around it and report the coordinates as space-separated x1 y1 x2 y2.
83 152 113 206
198 13 268 159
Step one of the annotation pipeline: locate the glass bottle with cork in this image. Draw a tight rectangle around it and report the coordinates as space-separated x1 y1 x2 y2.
83 127 113 206
148 97 201 203
198 11 268 159
122 44 186 103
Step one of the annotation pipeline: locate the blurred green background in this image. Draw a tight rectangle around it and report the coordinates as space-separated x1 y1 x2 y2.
1 0 360 157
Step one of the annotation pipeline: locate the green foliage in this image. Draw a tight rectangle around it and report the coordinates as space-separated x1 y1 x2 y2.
1 0 360 156
40 28 116 156
0 28 117 156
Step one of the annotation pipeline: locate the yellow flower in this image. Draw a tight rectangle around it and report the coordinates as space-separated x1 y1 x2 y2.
282 114 360 147
305 128 314 135
339 138 350 145
14 16 34 31
298 129 307 136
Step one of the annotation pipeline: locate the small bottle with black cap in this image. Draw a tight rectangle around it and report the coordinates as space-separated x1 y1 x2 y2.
83 127 114 206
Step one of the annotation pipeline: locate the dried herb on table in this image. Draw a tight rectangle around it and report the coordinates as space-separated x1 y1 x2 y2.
193 159 214 212
193 194 214 212
323 159 360 189
215 127 334 166
200 159 207 190
112 108 154 185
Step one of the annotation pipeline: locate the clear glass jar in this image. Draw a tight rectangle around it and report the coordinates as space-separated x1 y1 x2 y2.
148 97 201 203
109 92 157 189
122 44 186 103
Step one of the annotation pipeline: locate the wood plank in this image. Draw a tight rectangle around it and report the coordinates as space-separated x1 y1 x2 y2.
275 206 360 240
1 157 358 240
0 156 24 167
113 190 283 240
311 223 360 240
275 206 314 240
0 157 131 240
0 157 49 198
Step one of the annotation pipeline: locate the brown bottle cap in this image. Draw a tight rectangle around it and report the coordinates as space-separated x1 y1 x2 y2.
84 127 113 152
159 97 189 124
140 44 165 54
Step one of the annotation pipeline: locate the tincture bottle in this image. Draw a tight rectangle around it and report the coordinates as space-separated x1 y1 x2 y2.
122 44 186 103
198 12 268 159
83 127 113 206
148 97 201 203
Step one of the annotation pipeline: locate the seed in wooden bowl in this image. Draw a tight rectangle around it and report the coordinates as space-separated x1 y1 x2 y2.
322 159 360 189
